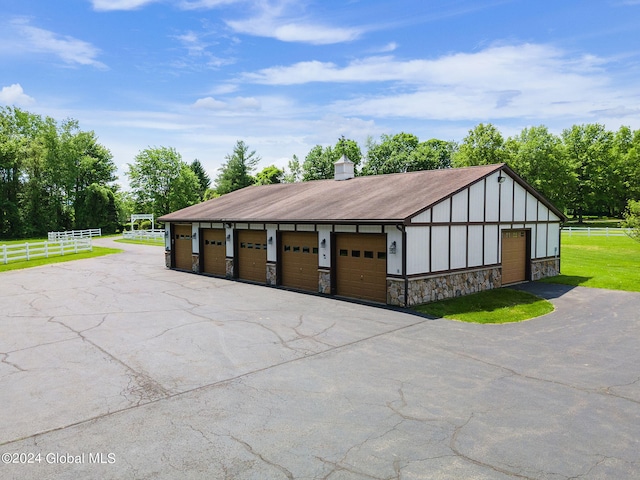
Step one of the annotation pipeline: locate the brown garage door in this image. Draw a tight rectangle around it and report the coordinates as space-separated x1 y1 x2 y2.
281 232 318 292
502 229 527 284
202 228 226 276
173 224 192 271
237 230 267 283
336 233 387 303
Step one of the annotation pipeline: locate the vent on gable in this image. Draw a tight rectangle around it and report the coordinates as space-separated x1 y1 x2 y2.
334 154 354 181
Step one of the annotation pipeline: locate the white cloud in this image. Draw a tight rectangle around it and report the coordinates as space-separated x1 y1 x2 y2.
224 0 362 45
227 17 361 45
192 95 261 110
377 42 398 53
91 0 159 11
0 84 35 106
235 42 638 123
209 83 239 95
9 18 107 69
172 30 235 69
192 96 228 109
178 0 242 8
243 44 607 88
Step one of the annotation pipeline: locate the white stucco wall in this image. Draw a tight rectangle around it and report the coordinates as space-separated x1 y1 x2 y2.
405 171 562 276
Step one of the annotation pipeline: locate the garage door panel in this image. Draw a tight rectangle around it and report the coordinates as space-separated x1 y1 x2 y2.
174 225 192 271
336 234 387 303
502 230 526 284
238 230 267 283
202 229 226 276
281 232 318 292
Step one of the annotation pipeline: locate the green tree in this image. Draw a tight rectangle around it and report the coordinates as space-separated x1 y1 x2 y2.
283 155 302 183
114 190 135 228
74 183 119 232
505 126 572 210
0 107 26 237
302 137 362 181
361 133 452 175
215 140 260 194
189 159 211 201
453 123 506 167
203 188 219 200
561 124 615 221
0 107 117 237
614 126 640 207
255 165 284 185
622 200 640 241
302 145 334 181
362 133 419 175
127 146 201 218
407 139 455 171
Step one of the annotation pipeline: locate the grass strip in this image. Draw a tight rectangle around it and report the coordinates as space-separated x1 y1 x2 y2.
114 238 165 246
414 288 554 324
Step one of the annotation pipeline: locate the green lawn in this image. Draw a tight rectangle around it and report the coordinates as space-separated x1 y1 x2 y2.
114 238 165 246
414 289 554 324
542 234 640 292
0 246 122 272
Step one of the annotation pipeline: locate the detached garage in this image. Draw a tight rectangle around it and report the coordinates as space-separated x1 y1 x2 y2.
159 161 566 307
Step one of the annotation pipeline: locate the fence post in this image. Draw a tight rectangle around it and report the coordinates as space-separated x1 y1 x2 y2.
25 242 29 261
2 245 6 264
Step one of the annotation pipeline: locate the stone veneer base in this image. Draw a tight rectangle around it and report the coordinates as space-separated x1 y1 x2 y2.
393 267 502 307
531 258 560 281
266 263 277 286
225 258 234 279
318 270 331 294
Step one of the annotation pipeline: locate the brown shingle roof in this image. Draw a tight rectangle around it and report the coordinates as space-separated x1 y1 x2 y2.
159 164 561 224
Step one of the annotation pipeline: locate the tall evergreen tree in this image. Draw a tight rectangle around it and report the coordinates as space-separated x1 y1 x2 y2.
215 140 260 194
189 159 211 201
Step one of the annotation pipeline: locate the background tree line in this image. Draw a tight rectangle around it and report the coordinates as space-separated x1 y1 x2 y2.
0 107 120 238
208 124 639 223
3 105 638 239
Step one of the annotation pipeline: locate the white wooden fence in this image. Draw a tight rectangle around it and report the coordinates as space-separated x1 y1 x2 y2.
122 229 165 241
563 227 629 237
1 238 93 264
48 228 102 242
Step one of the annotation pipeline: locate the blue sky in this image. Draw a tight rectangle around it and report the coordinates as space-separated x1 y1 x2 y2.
2 0 639 189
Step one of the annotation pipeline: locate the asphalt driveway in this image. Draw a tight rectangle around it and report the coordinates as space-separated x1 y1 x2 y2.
1 238 639 479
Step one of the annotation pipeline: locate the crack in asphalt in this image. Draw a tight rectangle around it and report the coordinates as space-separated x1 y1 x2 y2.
449 413 538 479
451 349 640 406
0 352 26 373
228 434 294 479
0 316 433 447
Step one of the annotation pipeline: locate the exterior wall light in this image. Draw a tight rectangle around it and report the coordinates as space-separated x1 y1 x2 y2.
389 241 397 254
192 231 197 239
268 236 273 245
226 234 231 241
497 174 506 184
320 238 326 248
